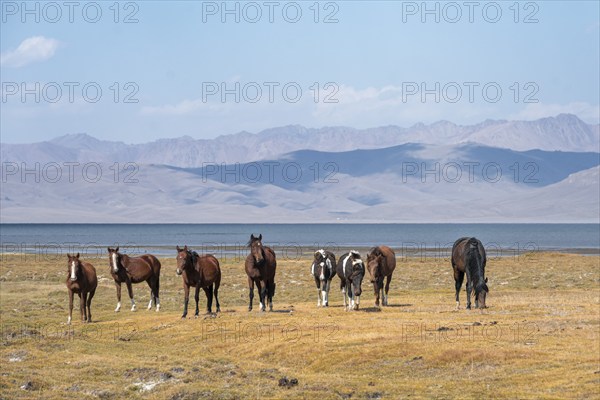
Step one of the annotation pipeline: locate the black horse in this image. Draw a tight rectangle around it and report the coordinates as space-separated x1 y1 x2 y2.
451 237 488 309
336 250 365 310
311 249 336 307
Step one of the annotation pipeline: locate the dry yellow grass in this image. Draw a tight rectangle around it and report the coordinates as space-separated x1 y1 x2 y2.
1 252 599 399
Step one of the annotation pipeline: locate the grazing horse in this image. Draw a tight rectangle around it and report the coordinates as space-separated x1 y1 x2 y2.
65 253 97 324
311 249 336 307
107 247 161 312
245 234 277 312
366 245 396 307
176 246 221 318
451 237 488 309
336 250 365 310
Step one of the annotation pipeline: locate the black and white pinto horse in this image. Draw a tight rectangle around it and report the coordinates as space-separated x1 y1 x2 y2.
311 249 336 307
336 250 365 310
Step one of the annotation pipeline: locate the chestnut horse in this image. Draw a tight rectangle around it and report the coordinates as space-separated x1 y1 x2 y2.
366 246 396 307
176 246 221 318
336 250 365 311
451 237 488 309
66 253 97 324
245 234 277 312
107 247 161 312
311 249 336 307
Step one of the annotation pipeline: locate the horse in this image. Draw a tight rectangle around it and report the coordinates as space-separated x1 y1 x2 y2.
107 247 162 312
311 249 336 307
336 250 365 310
65 253 97 324
366 245 396 307
451 237 488 309
176 246 221 318
245 234 277 312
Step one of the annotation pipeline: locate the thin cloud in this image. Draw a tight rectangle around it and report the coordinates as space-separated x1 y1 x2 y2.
1 36 61 68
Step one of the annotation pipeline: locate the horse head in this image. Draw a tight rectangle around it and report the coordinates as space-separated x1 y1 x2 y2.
175 245 192 275
313 249 328 280
67 253 81 281
349 251 364 298
367 248 385 291
475 277 489 309
107 247 121 273
248 234 264 264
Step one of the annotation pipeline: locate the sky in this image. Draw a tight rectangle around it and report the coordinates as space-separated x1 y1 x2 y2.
1 0 599 144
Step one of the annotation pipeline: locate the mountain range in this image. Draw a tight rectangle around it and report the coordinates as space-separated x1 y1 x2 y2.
2 114 598 167
1 114 598 223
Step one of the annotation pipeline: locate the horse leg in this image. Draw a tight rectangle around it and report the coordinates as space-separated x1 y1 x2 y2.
384 275 392 306
146 279 154 311
87 288 95 323
67 290 74 325
268 281 274 312
258 281 267 312
153 276 160 312
114 281 122 312
82 292 89 322
204 286 213 314
248 277 254 312
181 284 190 318
341 281 347 310
454 270 464 310
322 280 329 307
374 281 380 308
126 281 136 311
78 293 84 322
194 286 201 317
214 282 221 313
315 277 321 307
265 282 275 311
465 280 472 310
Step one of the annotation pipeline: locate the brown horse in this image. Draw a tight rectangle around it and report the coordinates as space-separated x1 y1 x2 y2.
66 253 97 324
451 237 488 310
245 234 277 312
366 245 396 307
107 247 161 312
176 246 221 318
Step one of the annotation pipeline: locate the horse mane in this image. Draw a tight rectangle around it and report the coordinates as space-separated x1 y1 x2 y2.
465 238 487 293
368 246 384 259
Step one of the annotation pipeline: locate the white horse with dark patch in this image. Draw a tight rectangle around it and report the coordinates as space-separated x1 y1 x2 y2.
311 249 336 307
336 250 365 310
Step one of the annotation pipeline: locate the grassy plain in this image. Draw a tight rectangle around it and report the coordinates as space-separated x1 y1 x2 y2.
0 252 599 399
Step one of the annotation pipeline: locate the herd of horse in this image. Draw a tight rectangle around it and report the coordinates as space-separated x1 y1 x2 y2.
65 234 488 324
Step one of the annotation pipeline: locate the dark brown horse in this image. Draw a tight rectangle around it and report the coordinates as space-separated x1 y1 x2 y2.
176 246 221 318
66 253 97 324
107 247 161 312
366 245 396 307
245 234 277 312
451 237 488 309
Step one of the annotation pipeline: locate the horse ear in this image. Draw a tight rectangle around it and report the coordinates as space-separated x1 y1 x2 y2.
250 234 256 241
176 245 180 251
76 253 80 258
485 277 488 283
115 246 119 252
184 245 188 251
107 247 111 252
67 253 71 258
258 234 262 241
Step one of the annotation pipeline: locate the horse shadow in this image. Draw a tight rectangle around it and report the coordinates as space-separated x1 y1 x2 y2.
269 309 293 314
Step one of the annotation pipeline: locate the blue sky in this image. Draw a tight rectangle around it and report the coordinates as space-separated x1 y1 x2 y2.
1 1 599 143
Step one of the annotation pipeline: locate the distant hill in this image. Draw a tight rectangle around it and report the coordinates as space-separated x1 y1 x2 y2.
2 114 598 167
